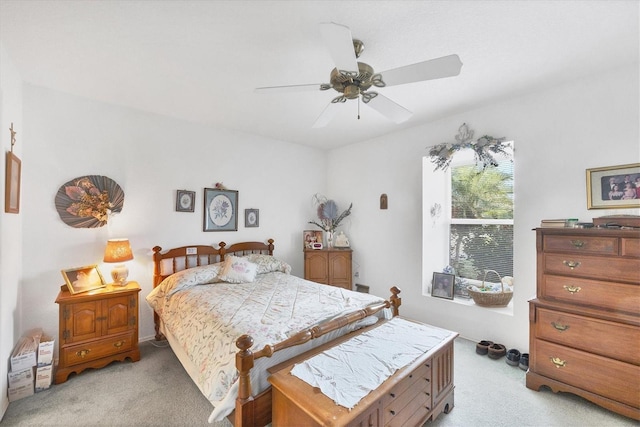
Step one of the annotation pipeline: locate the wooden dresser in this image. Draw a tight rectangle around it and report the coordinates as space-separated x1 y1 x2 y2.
55 281 141 384
304 248 352 290
527 228 640 420
268 320 457 427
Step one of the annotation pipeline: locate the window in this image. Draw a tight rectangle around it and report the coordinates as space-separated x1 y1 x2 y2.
449 148 514 281
422 142 514 300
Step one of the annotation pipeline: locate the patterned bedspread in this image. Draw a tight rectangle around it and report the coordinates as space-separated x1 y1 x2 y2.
146 260 385 417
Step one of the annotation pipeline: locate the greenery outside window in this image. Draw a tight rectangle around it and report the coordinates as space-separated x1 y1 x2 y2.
449 143 514 287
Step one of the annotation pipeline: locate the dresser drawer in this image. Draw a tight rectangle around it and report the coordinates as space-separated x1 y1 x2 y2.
383 362 431 426
532 339 640 408
61 332 135 367
535 308 640 365
543 235 618 255
622 238 640 257
541 275 640 314
543 253 640 283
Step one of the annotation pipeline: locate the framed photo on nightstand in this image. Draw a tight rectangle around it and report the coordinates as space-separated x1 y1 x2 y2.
61 264 106 295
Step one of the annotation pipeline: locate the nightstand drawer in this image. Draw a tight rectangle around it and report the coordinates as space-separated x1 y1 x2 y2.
62 332 135 367
535 308 640 364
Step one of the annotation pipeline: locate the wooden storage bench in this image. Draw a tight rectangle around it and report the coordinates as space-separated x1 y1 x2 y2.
268 318 457 427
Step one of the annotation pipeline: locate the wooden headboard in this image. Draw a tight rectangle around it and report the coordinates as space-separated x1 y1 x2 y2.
152 239 275 287
151 239 274 340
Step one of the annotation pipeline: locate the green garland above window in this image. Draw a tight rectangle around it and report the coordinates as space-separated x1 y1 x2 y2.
428 123 510 171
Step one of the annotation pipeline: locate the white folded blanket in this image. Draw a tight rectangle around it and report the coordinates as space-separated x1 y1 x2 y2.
290 317 453 409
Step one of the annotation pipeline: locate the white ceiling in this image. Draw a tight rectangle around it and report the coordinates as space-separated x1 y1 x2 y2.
1 1 638 150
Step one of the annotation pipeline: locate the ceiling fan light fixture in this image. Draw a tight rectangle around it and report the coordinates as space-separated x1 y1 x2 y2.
256 23 461 127
343 85 360 99
353 39 364 58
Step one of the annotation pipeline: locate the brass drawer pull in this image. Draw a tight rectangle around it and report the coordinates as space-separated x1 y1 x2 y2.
563 285 582 294
76 349 91 358
562 260 581 269
550 357 567 368
570 240 585 248
113 340 126 348
551 322 570 332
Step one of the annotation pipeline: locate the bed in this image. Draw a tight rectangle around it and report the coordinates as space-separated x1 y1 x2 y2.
147 239 402 426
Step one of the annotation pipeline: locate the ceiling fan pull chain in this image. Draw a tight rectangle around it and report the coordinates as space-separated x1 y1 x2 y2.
358 96 361 120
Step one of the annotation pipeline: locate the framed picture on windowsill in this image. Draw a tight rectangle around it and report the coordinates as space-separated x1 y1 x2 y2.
432 272 455 300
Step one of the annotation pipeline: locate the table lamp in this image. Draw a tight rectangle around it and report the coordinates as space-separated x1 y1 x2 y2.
103 238 133 285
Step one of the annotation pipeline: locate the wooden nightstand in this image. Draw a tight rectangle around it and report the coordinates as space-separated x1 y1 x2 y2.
304 248 352 290
55 281 141 384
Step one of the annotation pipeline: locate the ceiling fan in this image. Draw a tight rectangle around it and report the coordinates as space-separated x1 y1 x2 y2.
255 22 463 128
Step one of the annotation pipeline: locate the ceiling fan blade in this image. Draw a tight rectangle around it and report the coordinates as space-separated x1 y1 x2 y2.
312 101 341 128
379 54 463 87
365 93 412 124
255 83 325 94
319 22 358 73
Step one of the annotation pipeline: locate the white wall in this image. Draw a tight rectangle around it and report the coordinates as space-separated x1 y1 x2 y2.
19 85 327 345
327 64 639 351
0 44 23 416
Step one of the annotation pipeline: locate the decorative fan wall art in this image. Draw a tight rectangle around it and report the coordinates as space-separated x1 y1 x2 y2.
55 175 124 228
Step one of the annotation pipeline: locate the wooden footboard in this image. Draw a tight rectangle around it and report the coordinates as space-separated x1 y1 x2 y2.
232 286 402 427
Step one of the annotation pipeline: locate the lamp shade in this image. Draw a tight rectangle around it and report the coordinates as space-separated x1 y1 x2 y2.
103 239 133 285
103 239 134 263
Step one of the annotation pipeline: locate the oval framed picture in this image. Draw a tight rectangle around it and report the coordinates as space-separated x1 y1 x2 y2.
176 190 195 212
203 188 238 231
245 208 259 228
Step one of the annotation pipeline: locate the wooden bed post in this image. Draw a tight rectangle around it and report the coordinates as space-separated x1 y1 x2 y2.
219 241 228 260
152 246 164 340
390 286 402 317
235 334 256 427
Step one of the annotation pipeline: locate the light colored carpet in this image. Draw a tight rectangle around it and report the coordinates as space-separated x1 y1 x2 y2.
1 338 636 426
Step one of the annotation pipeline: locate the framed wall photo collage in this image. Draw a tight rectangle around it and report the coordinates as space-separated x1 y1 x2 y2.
174 186 261 231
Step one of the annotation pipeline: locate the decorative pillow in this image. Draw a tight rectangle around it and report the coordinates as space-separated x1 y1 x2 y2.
160 262 223 296
243 253 292 275
219 256 258 283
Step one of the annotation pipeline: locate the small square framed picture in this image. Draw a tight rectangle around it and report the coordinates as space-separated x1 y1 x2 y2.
245 209 259 227
176 190 195 212
303 230 323 249
432 272 455 300
61 265 107 295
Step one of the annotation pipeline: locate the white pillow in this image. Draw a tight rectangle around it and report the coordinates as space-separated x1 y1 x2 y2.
219 256 258 283
243 253 292 275
161 262 223 296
